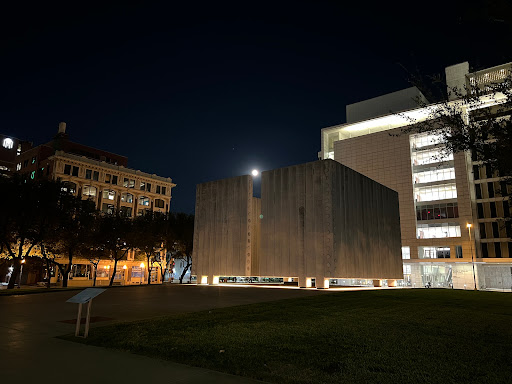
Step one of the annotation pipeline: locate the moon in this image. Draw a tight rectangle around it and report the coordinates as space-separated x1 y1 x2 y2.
251 169 259 176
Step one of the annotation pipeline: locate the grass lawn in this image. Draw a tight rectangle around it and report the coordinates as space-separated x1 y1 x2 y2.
63 289 512 383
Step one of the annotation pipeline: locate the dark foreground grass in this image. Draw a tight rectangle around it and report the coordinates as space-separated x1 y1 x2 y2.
62 289 512 383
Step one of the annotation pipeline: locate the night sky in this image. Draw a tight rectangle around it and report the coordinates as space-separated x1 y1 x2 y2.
2 1 511 213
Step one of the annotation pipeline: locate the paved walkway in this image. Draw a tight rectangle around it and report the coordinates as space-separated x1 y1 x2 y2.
0 284 326 383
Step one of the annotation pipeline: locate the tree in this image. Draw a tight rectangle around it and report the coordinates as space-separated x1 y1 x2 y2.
132 211 166 285
165 213 194 283
96 212 134 286
0 176 68 289
39 195 98 288
401 69 512 186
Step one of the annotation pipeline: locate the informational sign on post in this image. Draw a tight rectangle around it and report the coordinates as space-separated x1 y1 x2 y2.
66 288 106 338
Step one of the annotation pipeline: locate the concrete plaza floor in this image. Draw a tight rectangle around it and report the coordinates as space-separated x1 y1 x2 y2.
0 284 330 383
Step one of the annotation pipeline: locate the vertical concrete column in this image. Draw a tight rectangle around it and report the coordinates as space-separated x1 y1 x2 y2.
373 279 382 287
212 276 220 285
317 277 329 289
387 279 397 287
200 275 209 285
298 276 308 288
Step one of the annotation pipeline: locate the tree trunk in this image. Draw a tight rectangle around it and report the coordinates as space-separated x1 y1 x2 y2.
179 257 191 284
92 265 97 287
61 249 74 288
45 258 52 289
109 257 118 287
7 258 21 289
146 254 151 285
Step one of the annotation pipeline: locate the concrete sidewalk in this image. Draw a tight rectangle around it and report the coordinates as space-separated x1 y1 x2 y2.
0 284 324 383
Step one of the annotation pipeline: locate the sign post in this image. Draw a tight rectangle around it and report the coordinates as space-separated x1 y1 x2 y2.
66 288 106 338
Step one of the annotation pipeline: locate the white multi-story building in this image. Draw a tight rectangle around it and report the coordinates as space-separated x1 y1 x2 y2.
320 61 512 290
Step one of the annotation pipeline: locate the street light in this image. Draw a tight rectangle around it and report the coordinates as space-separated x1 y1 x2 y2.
18 259 25 288
140 262 145 285
467 223 477 291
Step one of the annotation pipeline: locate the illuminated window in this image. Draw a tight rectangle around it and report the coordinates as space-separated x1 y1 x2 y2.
102 203 115 215
123 178 135 188
418 246 451 259
410 133 444 149
416 203 459 220
139 196 150 206
62 181 77 194
83 185 97 197
102 190 115 200
16 163 21 171
414 183 457 202
413 167 455 184
2 138 13 149
146 183 151 193
411 148 453 166
403 264 412 274
417 223 461 239
140 181 146 191
121 192 133 203
401 247 410 259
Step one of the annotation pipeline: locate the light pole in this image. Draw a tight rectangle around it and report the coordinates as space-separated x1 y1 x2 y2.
467 223 477 291
140 262 145 285
18 259 25 288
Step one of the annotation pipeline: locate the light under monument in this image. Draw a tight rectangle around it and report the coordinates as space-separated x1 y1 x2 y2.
192 159 403 288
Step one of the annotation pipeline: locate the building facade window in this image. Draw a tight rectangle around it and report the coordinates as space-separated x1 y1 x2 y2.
417 223 461 239
139 196 150 206
419 246 451 259
112 175 118 185
102 203 115 215
62 181 77 194
482 243 489 258
140 181 146 191
154 199 164 208
413 167 455 184
455 245 463 258
494 243 502 258
488 182 495 198
475 184 482 199
416 202 459 220
102 190 116 200
16 163 21 171
93 171 99 181
492 222 500 238
156 185 161 194
124 178 135 188
161 186 166 195
414 183 457 202
83 185 97 197
490 202 497 218
72 166 79 177
121 192 133 203
401 247 410 259
105 173 111 183
479 223 487 239
120 206 132 217
146 183 151 192
85 169 92 179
